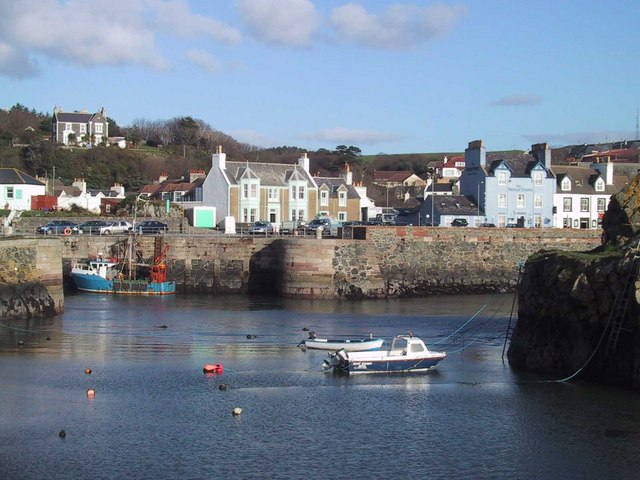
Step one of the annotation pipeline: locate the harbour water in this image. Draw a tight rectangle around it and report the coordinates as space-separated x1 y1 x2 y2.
1 293 640 479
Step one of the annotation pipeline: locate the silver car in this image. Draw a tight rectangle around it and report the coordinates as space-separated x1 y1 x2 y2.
99 220 133 235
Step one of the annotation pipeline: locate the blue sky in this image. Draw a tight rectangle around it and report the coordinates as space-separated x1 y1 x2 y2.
0 0 638 155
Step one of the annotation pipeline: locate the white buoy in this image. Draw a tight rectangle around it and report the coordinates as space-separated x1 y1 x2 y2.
232 407 242 416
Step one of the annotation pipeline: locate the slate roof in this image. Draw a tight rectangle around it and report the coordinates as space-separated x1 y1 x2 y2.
485 152 552 178
0 168 45 186
313 177 359 198
224 161 314 186
434 195 479 216
551 166 628 194
55 112 94 123
373 170 414 183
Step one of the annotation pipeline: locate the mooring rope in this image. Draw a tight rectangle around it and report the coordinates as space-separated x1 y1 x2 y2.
430 304 487 347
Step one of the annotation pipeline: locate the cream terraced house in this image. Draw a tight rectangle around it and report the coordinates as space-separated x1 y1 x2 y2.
202 146 318 226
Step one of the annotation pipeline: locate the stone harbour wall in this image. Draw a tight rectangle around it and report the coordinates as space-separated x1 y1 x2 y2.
57 227 601 299
0 238 62 320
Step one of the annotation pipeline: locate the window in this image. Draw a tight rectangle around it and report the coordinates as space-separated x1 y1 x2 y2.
320 190 328 206
243 184 249 199
498 171 507 186
175 192 183 202
534 215 542 228
65 123 72 130
106 204 111 213
563 197 572 212
268 188 279 201
595 179 605 192
597 198 606 212
561 178 571 191
338 191 347 207
6 187 13 199
79 124 86 134
243 208 249 222
338 212 346 221
95 123 103 134
580 198 589 212
534 194 542 209
250 208 257 223
533 172 543 187
498 193 506 208
498 214 506 228
250 184 257 199
298 186 305 200
516 193 525 209
291 185 305 200
292 209 305 221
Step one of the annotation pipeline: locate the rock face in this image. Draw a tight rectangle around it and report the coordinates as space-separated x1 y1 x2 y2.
508 178 640 387
0 281 57 321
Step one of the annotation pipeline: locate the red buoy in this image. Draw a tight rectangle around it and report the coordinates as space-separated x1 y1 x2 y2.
203 363 224 374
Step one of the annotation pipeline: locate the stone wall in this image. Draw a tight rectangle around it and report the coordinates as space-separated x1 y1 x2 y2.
56 227 601 298
0 238 63 320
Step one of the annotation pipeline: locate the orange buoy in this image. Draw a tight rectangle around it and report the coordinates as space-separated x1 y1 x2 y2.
85 368 92 375
86 388 96 398
202 363 224 374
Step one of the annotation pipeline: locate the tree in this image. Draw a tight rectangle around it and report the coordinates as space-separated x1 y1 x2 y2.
125 125 143 148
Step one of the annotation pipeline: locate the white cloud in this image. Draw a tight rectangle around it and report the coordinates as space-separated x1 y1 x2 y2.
329 3 467 49
0 42 39 78
0 0 239 77
186 49 222 74
492 94 542 107
153 0 241 44
235 0 320 47
301 127 405 146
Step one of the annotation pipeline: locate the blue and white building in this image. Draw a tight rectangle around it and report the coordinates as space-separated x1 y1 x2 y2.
459 140 556 228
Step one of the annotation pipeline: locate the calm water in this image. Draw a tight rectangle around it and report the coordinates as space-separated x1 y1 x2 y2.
1 293 640 479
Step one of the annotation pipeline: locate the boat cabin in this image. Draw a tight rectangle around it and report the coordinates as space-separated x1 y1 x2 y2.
389 335 429 356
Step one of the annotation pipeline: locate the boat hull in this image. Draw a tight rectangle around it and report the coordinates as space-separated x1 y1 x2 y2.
303 338 384 351
336 355 445 374
71 271 176 296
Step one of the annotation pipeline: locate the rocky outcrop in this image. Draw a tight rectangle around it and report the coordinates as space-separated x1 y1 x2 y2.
0 281 57 321
508 178 640 387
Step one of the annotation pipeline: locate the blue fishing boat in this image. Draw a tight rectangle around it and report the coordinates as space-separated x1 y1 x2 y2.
70 243 175 296
323 335 445 374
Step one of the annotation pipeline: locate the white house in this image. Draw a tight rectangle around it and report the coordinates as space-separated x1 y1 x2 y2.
551 161 627 229
0 168 46 210
56 178 125 213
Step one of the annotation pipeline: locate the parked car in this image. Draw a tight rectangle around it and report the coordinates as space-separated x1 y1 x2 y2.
132 220 169 235
478 223 496 228
303 218 332 234
248 221 274 234
505 223 519 228
99 220 133 235
78 220 109 235
36 220 80 235
451 218 469 227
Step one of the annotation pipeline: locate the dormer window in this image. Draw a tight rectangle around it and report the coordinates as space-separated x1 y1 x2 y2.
320 190 328 206
561 178 571 191
498 171 507 186
595 178 605 192
533 171 543 187
338 191 347 207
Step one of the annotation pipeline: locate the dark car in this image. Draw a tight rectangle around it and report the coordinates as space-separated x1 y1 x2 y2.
132 220 169 235
451 218 469 227
36 220 80 235
303 218 332 234
505 223 518 228
478 223 496 228
79 220 109 235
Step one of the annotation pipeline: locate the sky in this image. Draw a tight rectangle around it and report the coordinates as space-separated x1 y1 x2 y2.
0 0 638 155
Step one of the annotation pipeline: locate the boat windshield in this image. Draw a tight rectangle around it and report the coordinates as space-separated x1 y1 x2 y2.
390 337 408 351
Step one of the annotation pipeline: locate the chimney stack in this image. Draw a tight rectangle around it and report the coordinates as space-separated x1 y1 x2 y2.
464 140 486 169
298 152 310 172
213 145 226 171
530 143 551 170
